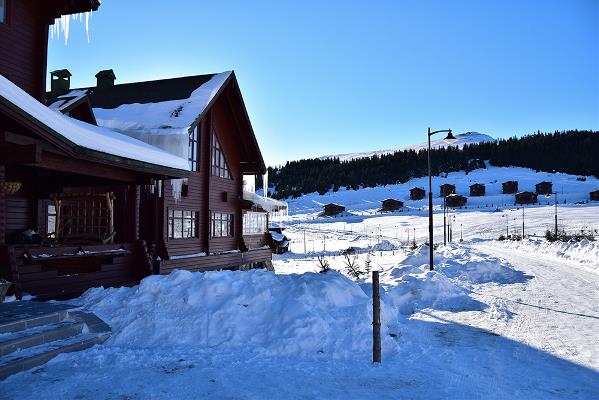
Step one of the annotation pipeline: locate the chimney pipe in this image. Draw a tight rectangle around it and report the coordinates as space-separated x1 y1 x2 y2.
95 69 116 89
50 69 72 96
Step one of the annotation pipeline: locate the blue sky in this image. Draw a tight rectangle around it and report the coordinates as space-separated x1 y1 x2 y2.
48 0 598 165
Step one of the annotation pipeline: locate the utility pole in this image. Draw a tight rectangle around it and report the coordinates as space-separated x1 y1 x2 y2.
554 192 558 237
522 206 525 237
443 195 447 246
303 229 307 258
372 269 381 364
460 223 463 242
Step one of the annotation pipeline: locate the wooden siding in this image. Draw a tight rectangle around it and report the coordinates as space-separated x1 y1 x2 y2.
161 248 272 275
0 165 5 244
3 241 149 300
0 0 49 100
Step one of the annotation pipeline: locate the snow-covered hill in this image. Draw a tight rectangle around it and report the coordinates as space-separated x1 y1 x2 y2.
319 131 495 162
284 165 599 216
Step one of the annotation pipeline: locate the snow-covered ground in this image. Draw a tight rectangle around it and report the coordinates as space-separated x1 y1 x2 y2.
2 166 598 399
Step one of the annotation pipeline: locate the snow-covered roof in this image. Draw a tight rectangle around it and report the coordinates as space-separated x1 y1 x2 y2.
93 72 231 136
47 89 89 112
243 190 288 213
0 74 189 172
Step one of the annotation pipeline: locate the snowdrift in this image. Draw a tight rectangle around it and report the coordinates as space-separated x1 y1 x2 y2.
491 238 599 272
381 245 528 314
79 269 397 359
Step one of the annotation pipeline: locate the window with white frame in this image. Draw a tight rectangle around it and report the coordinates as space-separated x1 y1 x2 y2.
168 210 198 239
242 212 267 235
211 212 233 237
47 203 57 238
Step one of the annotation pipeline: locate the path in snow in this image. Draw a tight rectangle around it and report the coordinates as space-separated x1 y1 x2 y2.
435 243 599 370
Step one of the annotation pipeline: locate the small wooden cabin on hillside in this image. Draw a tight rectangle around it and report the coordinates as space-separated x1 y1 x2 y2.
445 194 467 208
502 181 518 194
380 199 404 212
322 203 345 216
440 183 456 197
515 191 538 205
535 181 552 195
590 190 599 201
469 183 485 197
409 187 425 200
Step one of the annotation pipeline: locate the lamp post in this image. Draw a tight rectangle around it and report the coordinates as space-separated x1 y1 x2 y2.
427 127 456 271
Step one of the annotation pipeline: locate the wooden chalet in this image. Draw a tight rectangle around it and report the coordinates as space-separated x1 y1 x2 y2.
0 0 272 300
409 187 425 200
1 0 173 300
47 70 272 274
515 191 538 205
590 190 599 202
502 180 518 194
469 183 485 197
322 203 345 216
445 194 467 208
440 183 455 197
380 198 403 212
535 181 552 195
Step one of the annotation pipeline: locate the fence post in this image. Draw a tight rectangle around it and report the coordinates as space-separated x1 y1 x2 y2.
372 270 381 364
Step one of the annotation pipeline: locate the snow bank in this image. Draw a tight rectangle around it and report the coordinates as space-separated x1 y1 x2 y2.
491 237 599 272
381 245 524 314
78 269 397 359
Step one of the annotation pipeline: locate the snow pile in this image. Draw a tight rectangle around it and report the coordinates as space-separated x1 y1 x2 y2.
78 269 397 359
372 239 398 252
381 245 523 314
492 237 599 272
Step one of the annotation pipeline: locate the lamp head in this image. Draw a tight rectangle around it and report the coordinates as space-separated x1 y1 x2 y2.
443 129 457 145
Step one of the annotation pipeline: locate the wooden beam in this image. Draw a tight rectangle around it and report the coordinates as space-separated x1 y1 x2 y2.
0 143 42 164
39 152 150 183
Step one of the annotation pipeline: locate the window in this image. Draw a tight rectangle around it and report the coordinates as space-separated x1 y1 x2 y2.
47 203 57 238
188 126 199 171
211 129 231 179
168 210 198 239
243 212 268 235
0 0 6 23
211 212 233 238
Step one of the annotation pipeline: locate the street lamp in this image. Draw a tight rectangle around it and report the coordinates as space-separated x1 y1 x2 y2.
427 127 455 271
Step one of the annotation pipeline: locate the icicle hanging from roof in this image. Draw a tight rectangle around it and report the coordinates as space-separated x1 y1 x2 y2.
263 170 269 199
51 12 92 44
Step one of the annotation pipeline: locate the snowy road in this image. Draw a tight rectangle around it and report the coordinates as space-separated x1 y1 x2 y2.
469 244 599 369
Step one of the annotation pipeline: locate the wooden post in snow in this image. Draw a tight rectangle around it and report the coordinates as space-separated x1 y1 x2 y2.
372 270 381 363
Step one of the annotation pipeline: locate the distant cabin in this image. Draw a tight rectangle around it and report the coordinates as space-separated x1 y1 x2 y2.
469 183 485 197
535 181 552 195
445 194 467 208
515 191 538 205
322 203 345 216
440 183 456 197
380 199 404 212
410 187 426 200
590 190 599 201
502 181 518 194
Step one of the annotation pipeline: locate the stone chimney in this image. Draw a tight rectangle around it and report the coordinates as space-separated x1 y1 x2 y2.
95 69 116 89
50 69 72 96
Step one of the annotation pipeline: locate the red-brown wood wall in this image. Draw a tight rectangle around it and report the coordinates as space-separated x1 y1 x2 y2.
0 0 50 101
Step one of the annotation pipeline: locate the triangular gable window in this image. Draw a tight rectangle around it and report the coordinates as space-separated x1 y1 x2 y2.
211 128 231 179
